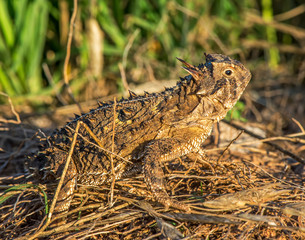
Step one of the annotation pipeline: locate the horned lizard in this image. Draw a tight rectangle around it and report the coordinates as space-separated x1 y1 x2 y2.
28 53 251 213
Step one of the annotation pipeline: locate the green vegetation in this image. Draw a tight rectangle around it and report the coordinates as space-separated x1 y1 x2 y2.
0 184 49 214
0 0 49 96
0 0 304 106
225 101 247 122
262 0 280 68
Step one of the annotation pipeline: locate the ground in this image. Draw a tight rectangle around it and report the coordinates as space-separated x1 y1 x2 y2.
0 73 305 239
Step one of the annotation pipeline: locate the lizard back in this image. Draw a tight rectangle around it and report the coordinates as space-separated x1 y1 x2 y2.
27 53 251 212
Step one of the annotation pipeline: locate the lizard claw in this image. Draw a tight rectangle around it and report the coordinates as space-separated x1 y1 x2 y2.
162 198 191 212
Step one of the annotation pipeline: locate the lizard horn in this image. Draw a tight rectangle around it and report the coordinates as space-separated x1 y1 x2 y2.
181 66 201 80
176 57 195 69
177 57 201 80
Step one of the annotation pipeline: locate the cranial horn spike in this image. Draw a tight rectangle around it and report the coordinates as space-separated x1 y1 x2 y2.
181 66 201 80
176 57 195 69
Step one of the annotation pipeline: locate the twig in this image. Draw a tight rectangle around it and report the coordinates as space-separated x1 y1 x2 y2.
66 125 132 164
242 39 305 55
42 63 67 105
24 121 80 240
171 1 199 18
292 118 305 133
62 0 83 113
246 12 305 42
122 29 140 69
118 63 129 93
144 60 157 82
76 122 105 149
274 4 305 22
242 159 304 189
119 29 140 94
217 130 244 164
0 92 21 124
206 132 305 153
224 120 305 165
37 203 131 237
110 98 117 207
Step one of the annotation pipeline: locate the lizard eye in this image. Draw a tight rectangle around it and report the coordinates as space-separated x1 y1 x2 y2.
224 69 233 76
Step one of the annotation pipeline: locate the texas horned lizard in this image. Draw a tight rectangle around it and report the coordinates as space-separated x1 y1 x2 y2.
28 53 251 213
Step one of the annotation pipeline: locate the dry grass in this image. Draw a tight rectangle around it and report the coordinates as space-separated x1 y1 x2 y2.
0 116 304 239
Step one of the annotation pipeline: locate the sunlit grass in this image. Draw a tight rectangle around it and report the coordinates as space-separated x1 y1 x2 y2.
0 0 303 105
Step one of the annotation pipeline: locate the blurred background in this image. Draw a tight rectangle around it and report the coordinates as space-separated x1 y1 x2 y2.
0 0 304 123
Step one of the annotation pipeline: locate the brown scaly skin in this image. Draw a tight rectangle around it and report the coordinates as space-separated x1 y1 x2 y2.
27 53 251 213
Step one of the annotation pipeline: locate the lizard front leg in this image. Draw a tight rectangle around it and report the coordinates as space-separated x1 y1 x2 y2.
143 138 193 212
142 125 212 211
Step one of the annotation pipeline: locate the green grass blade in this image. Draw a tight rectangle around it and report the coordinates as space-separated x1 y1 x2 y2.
262 0 280 68
0 66 15 95
0 0 15 48
98 1 126 50
26 0 48 93
1 184 49 215
12 0 28 35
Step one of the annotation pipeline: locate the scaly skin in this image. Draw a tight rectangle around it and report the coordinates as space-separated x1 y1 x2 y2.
28 53 251 213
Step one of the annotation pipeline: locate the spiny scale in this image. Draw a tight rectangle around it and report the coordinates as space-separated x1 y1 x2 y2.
128 90 137 99
27 53 251 214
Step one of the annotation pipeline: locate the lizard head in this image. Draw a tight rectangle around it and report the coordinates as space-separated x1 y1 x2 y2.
178 53 251 110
